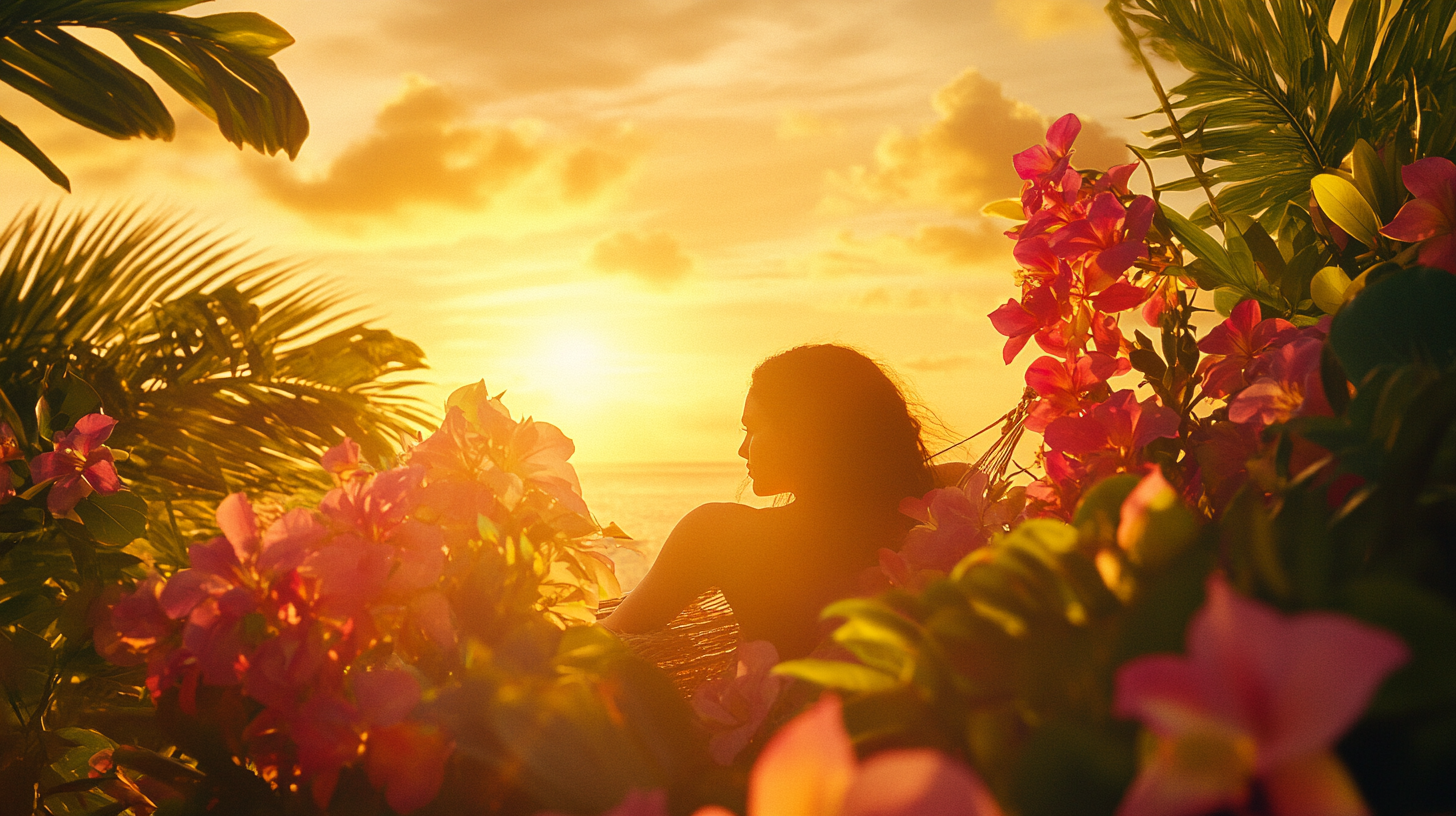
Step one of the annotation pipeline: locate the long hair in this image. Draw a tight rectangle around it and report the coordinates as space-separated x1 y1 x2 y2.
749 344 934 510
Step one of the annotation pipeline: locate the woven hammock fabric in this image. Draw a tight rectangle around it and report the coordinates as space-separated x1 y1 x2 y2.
597 589 741 697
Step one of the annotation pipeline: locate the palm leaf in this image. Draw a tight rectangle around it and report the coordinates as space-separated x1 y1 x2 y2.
0 203 432 509
1113 0 1456 223
0 0 307 188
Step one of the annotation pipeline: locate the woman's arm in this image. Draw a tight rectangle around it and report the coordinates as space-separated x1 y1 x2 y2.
600 503 739 634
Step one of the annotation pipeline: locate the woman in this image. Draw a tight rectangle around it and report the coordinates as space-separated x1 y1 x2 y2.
601 344 936 659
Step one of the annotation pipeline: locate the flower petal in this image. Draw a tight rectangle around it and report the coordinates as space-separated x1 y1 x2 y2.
749 695 855 816
842 749 1004 816
1261 750 1370 816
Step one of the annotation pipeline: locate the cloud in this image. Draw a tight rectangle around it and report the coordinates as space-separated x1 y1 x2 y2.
588 230 692 286
248 79 637 231
381 0 764 95
833 68 1130 215
996 0 1106 39
799 221 1010 278
777 108 843 140
902 353 984 372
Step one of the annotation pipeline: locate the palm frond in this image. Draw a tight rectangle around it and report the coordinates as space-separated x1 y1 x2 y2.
0 203 432 505
0 0 307 188
1113 0 1456 223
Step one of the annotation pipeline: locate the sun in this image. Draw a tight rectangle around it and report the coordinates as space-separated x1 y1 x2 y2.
530 329 611 409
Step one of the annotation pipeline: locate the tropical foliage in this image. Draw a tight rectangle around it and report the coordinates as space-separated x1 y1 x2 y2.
0 0 307 190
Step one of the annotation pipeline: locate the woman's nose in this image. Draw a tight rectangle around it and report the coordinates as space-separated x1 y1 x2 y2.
737 435 750 460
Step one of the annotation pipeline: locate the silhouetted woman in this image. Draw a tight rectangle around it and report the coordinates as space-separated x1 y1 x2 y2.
601 344 937 659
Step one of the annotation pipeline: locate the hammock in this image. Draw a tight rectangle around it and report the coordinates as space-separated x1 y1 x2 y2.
596 589 741 697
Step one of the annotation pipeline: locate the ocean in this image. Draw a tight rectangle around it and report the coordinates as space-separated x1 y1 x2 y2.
574 461 772 591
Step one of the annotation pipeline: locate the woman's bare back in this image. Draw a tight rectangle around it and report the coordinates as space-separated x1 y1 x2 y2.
603 501 896 658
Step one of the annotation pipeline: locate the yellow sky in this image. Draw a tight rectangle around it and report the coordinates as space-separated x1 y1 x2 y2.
0 0 1164 463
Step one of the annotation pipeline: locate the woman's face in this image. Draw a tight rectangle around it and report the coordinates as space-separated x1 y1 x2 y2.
738 392 799 496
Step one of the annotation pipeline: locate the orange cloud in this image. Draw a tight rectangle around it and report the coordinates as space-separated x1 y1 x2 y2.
996 0 1106 39
249 79 636 230
380 0 764 95
835 68 1130 215
588 229 692 286
902 354 984 372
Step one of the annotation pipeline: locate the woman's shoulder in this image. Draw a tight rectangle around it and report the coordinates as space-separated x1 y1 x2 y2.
675 501 770 530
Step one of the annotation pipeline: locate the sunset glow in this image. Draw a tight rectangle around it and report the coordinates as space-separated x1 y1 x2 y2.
0 0 1158 463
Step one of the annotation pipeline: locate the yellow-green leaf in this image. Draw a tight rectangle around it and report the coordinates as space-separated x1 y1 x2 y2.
1311 173 1382 247
981 198 1026 221
1311 266 1352 314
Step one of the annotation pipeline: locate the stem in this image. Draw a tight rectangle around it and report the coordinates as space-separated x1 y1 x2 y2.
1108 0 1226 230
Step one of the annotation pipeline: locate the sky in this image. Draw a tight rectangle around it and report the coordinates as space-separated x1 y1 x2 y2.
0 0 1167 463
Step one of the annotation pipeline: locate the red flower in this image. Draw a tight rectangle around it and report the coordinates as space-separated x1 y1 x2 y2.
1196 300 1295 398
989 285 1060 364
29 413 122 514
1228 338 1324 427
1380 156 1456 273
1014 113 1080 184
1115 575 1407 816
1025 352 1127 432
692 640 787 765
1044 389 1179 477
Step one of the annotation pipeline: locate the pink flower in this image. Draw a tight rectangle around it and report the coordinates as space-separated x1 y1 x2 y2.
1043 390 1179 478
366 720 453 814
1114 575 1408 816
746 695 1003 816
1196 300 1296 399
1050 193 1155 290
1228 338 1324 427
29 413 122 514
1380 156 1456 273
693 640 787 765
1014 113 1080 183
883 473 1021 589
989 285 1061 364
1025 352 1126 432
319 437 362 478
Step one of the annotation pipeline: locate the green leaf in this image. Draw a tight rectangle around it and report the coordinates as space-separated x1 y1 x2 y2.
773 658 902 692
0 113 69 190
73 492 149 546
191 13 296 58
1162 203 1232 281
1329 266 1456 384
1310 265 1352 314
1311 173 1382 247
1342 578 1456 716
981 198 1027 221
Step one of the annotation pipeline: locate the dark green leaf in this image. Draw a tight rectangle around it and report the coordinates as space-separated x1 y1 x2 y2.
73 492 148 546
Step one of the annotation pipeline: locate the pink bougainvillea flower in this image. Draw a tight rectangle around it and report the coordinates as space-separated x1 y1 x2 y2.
1196 300 1296 398
366 720 454 814
989 285 1060 364
883 473 1019 589
28 413 122 514
319 437 362 478
96 574 176 667
748 695 1004 816
1025 352 1127 432
1044 390 1179 478
1114 574 1407 816
1228 338 1324 427
1050 193 1155 290
1014 113 1080 182
1380 156 1456 273
693 640 787 765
